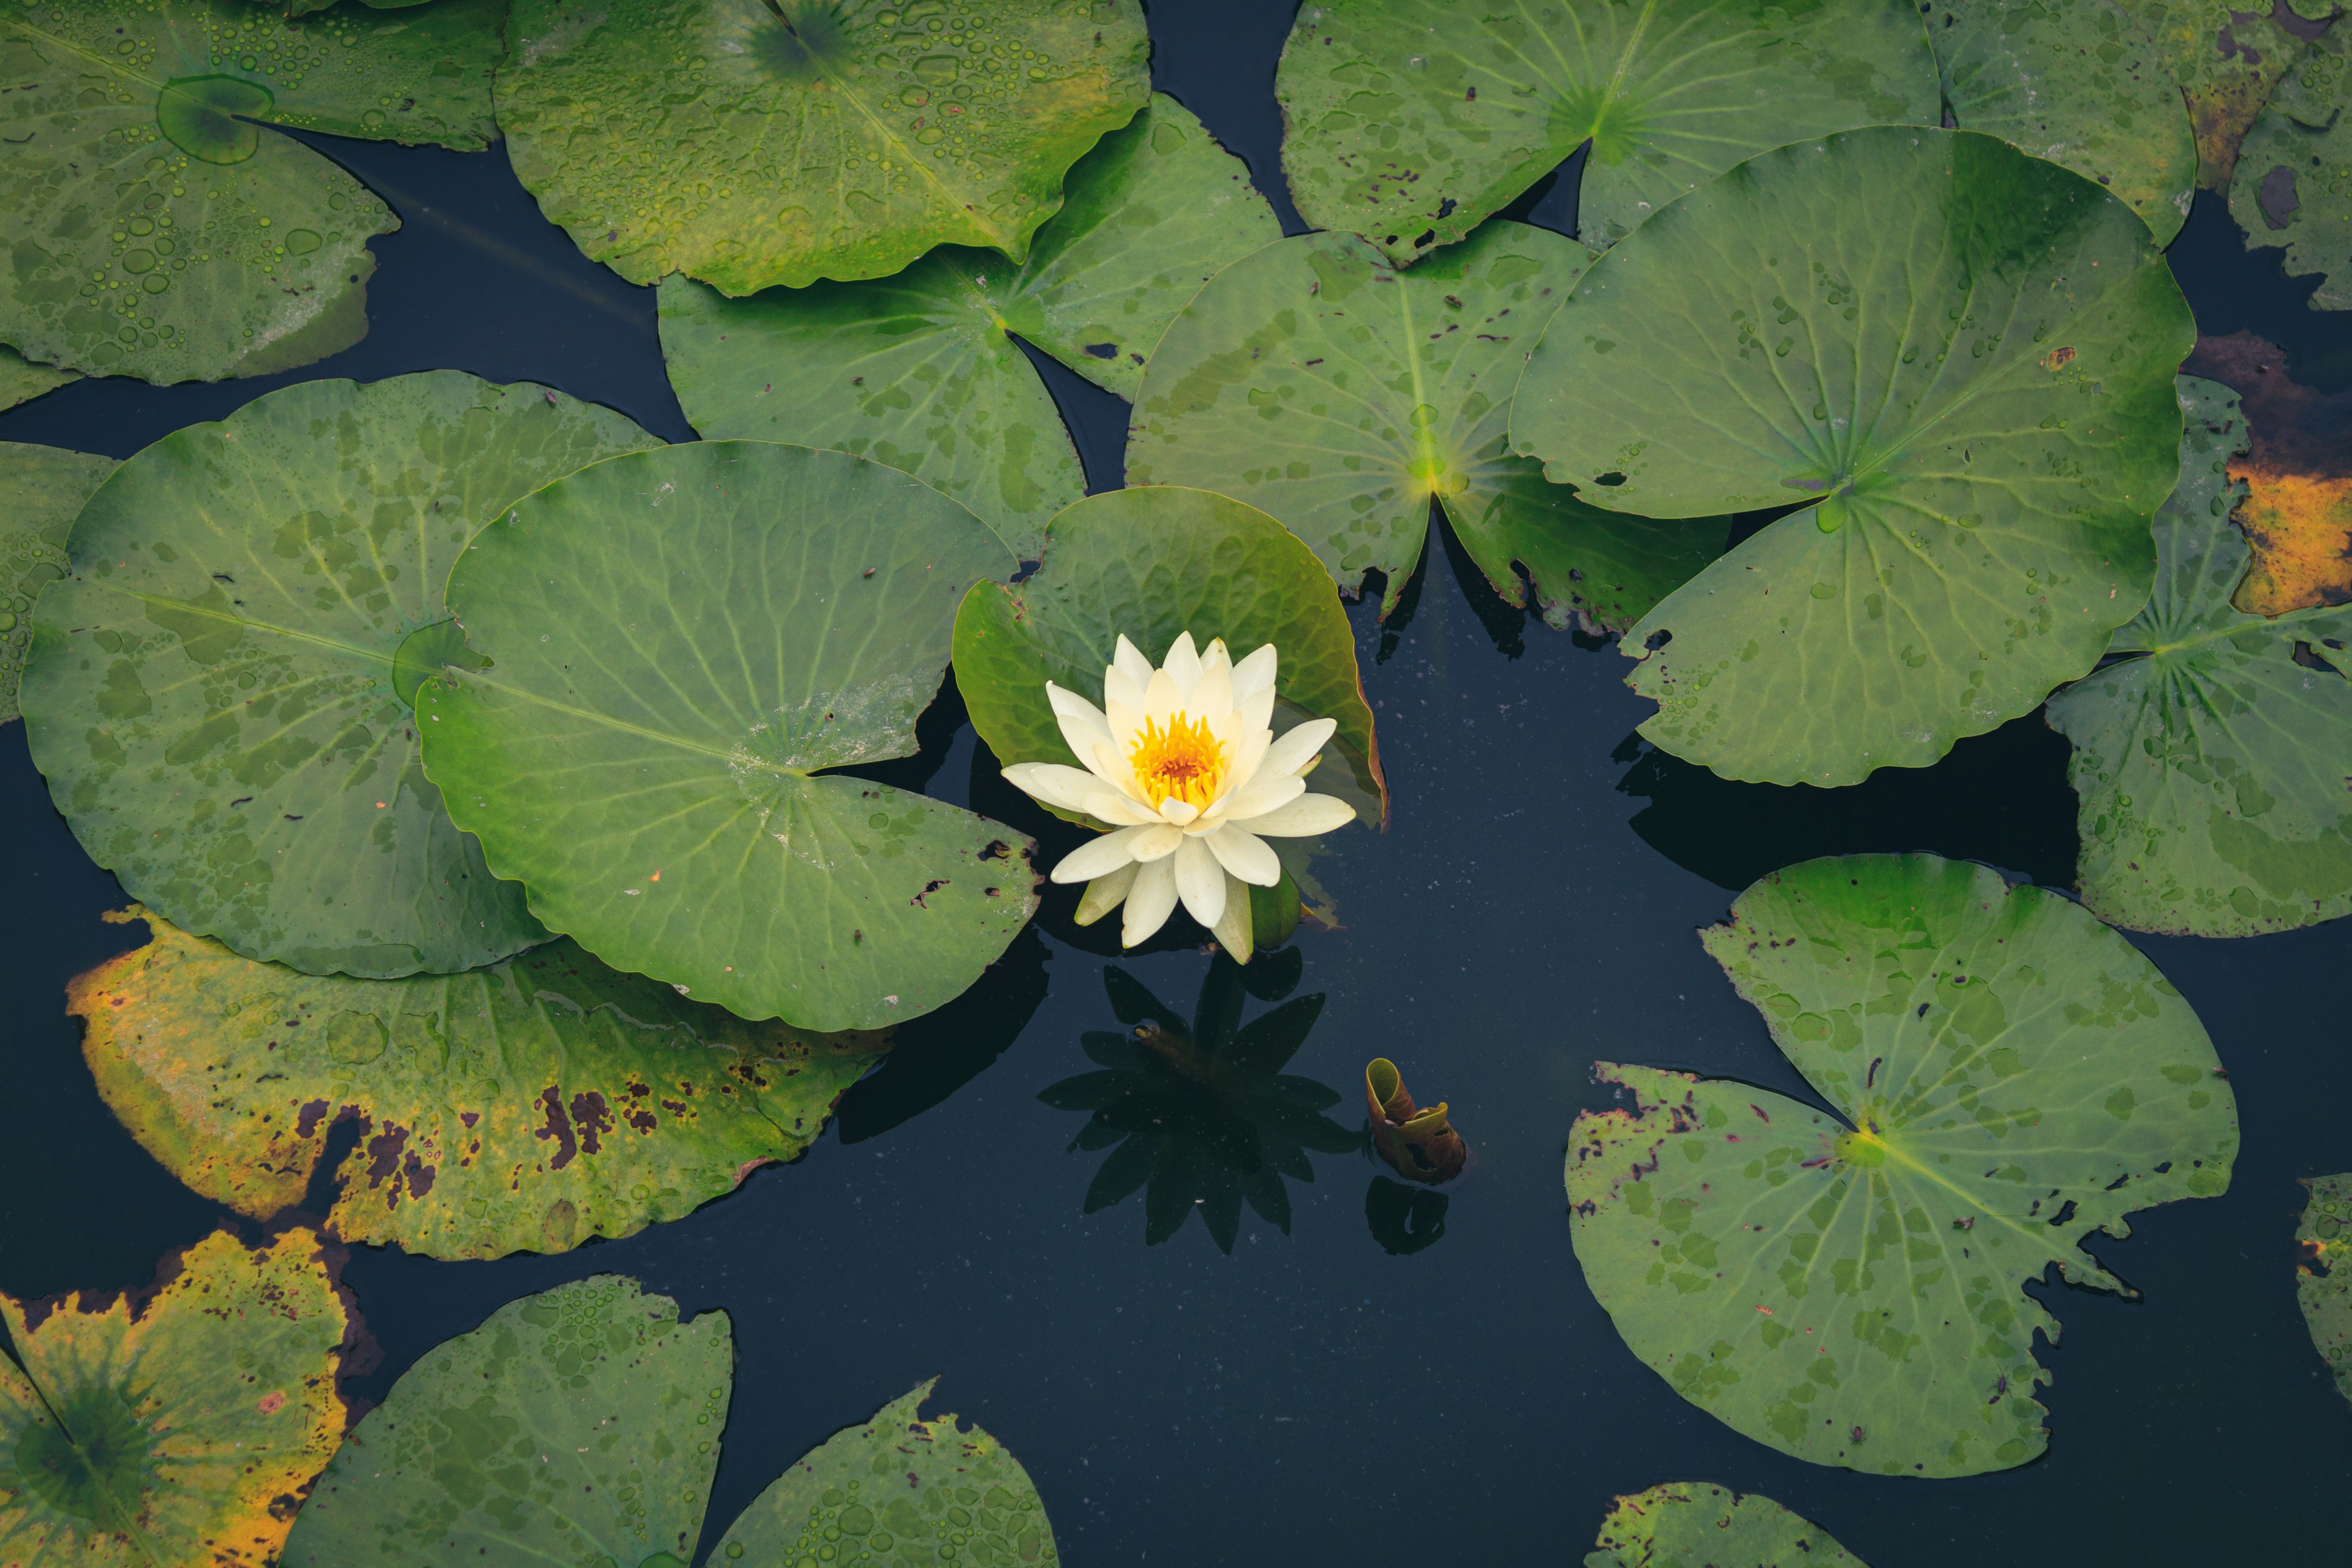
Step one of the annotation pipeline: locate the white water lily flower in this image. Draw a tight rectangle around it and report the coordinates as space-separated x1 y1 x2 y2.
1001 631 1355 957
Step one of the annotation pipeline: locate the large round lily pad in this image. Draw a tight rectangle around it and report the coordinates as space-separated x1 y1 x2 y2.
1512 126 2194 786
1567 854 2237 1477
23 372 652 977
1585 1482 1866 1568
2297 1174 2352 1408
2046 376 2352 936
1127 222 1724 631
74 911 891 1261
0 1227 351 1567
0 347 77 411
420 440 1039 1032
2230 31 2352 311
660 93 1278 556
952 484 1385 829
0 440 114 725
1 0 505 382
284 1275 731 1567
497 0 1152 295
1273 0 1939 262
2114 0 2334 186
1928 0 2195 244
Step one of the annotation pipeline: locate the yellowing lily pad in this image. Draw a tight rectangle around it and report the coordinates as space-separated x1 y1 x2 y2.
0 440 114 725
2113 0 2334 185
2297 1173 2352 1408
1585 1482 1868 1568
2185 331 2352 616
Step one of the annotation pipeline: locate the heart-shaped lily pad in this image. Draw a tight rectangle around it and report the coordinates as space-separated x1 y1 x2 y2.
1 441 114 725
1585 1483 1867 1568
1513 126 2195 786
660 92 1279 556
1568 854 2237 1477
1 0 505 382
2230 31 2352 309
0 347 77 410
420 440 1039 1032
1929 0 2195 244
0 1228 352 1567
1127 222 1724 630
2297 1174 2352 1408
74 911 891 1261
1273 0 1939 262
2046 376 2352 937
21 372 654 977
498 0 1152 295
2115 0 2334 184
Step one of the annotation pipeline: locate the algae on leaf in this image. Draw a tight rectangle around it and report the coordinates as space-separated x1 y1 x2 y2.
2297 1174 2352 1408
1274 0 1939 262
660 94 1278 556
2230 31 2352 311
0 441 114 725
2114 0 2334 186
1513 127 2194 786
1128 222 1724 630
0 0 507 382
420 441 1039 1033
22 372 654 978
1567 854 2237 1477
1585 1482 1868 1568
2047 376 2352 937
0 1228 352 1568
74 912 891 1260
0 346 77 411
499 0 1152 295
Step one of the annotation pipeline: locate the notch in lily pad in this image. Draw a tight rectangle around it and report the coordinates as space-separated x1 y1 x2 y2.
1365 1057 1467 1185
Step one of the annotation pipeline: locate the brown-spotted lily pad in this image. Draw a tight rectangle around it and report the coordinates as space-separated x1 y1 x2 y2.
1365 1057 1466 1185
2185 332 2352 614
2298 1173 2352 1407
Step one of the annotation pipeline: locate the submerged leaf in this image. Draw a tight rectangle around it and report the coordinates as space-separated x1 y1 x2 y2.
1365 1057 1466 1185
0 1228 352 1568
2297 1174 2352 1409
2046 375 2352 937
0 347 76 411
420 441 1039 1032
0 441 113 725
2114 0 2334 186
2186 331 2352 616
660 94 1278 555
1514 126 2193 786
1128 224 1724 630
1274 0 1939 261
1567 854 2237 1477
1583 1482 1868 1568
499 0 1151 293
22 372 654 977
2230 31 2352 309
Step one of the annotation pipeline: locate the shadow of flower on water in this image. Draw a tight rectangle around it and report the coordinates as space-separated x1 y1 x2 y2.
1038 949 1361 1253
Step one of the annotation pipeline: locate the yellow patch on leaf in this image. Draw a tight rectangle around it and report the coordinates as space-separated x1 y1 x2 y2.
2185 331 2352 614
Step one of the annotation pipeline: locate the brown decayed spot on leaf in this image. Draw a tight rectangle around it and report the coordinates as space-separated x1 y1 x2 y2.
2184 331 2352 614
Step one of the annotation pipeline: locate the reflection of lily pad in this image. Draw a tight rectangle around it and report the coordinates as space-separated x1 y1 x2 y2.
2046 376 2352 937
0 441 113 725
1273 0 1938 261
1128 224 1723 629
23 372 654 976
1928 0 2195 244
2185 331 2352 616
1567 854 2237 1477
2115 0 2334 185
1514 126 2193 786
498 0 1152 294
0 347 77 411
2232 33 2352 311
0 1228 352 1567
659 94 1278 556
0 0 505 382
2297 1174 2352 1408
421 441 1038 1032
1585 1482 1867 1568
711 1380 1061 1566
74 911 891 1261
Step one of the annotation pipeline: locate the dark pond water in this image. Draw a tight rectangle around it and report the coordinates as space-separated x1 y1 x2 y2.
4 4 2349 1562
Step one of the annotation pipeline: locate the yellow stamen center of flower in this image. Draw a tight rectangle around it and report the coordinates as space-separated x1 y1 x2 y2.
1129 712 1227 811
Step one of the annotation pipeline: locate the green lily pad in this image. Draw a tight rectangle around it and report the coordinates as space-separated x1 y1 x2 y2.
2297 1173 2352 1408
2046 376 2352 936
1512 126 2194 786
0 346 77 410
74 911 891 1261
1127 222 1724 628
23 372 654 978
710 1381 1061 1566
2114 0 2334 185
2230 32 2352 311
419 440 1039 1032
0 1227 352 1567
283 1275 730 1567
497 0 1152 294
952 484 1386 832
1273 0 1939 262
1928 0 2195 244
1 0 505 383
1 441 115 725
1585 1482 1868 1568
658 94 1279 557
1567 854 2237 1477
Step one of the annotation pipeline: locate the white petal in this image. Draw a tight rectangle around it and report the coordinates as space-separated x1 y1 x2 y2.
1159 798 1200 826
1231 643 1277 699
1164 631 1201 695
1091 740 1148 804
1054 710 1118 778
1238 792 1355 837
1144 666 1183 726
1103 665 1146 730
1263 717 1339 779
1218 769 1305 823
1081 790 1161 827
1123 855 1178 946
1190 653 1233 724
1205 825 1281 886
1046 681 1109 733
1001 762 1101 812
1128 822 1184 861
1218 715 1274 803
1174 834 1226 928
1051 825 1151 884
1211 869 1254 959
1112 635 1153 691
1073 861 1137 926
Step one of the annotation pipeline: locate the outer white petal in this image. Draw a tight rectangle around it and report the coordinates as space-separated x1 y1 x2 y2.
1217 770 1305 824
1073 861 1137 926
1238 792 1355 837
1164 631 1202 696
1053 714 1118 781
1231 643 1277 699
1128 822 1185 861
1001 761 1101 812
1091 740 1148 805
1174 834 1227 929
1218 717 1274 804
1103 665 1145 737
1046 681 1109 733
1051 825 1152 884
1123 855 1178 946
1210 869 1254 959
1263 717 1339 780
1081 790 1161 826
1112 635 1153 691
1204 824 1281 886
